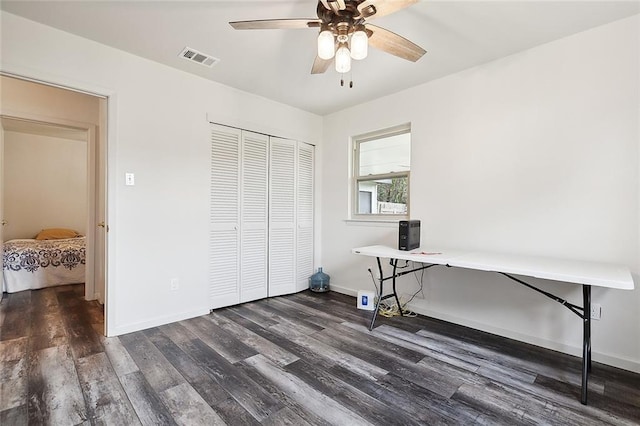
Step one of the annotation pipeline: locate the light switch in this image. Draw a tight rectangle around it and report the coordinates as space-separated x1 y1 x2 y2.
125 173 135 186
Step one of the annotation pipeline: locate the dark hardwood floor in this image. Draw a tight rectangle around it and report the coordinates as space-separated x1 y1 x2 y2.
1 284 639 425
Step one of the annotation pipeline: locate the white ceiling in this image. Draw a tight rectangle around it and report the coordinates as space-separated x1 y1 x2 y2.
2 1 638 116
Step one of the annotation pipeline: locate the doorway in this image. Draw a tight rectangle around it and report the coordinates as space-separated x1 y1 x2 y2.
0 75 108 334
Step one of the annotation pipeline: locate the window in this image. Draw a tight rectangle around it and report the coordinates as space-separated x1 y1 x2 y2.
353 124 411 218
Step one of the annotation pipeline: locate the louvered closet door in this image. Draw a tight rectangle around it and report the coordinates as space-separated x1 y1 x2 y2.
210 124 241 309
269 138 296 297
296 142 314 291
240 131 269 303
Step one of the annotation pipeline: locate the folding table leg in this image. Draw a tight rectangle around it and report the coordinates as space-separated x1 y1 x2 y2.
581 284 591 405
369 257 385 331
391 259 403 315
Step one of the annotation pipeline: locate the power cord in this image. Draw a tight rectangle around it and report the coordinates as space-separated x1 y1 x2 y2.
390 259 411 269
367 268 379 296
367 263 425 318
405 260 426 305
377 298 418 318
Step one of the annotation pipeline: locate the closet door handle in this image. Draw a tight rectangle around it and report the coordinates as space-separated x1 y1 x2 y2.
1 220 7 226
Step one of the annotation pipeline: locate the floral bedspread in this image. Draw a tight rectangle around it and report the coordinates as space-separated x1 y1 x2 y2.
3 237 86 272
2 237 86 293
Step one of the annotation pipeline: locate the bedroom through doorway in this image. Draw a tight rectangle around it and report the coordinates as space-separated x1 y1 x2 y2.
0 75 108 334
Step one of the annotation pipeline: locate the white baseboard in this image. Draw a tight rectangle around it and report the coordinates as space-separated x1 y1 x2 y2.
329 283 359 297
107 307 210 337
93 291 104 305
329 285 640 374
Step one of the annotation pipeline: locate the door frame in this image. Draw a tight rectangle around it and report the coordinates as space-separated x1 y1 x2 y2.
0 69 115 336
0 123 4 303
0 114 97 299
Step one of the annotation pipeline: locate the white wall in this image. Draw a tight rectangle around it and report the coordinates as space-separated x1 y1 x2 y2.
4 131 87 240
0 11 322 336
322 15 639 371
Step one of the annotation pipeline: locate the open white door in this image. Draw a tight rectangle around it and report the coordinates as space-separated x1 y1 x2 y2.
84 125 96 301
84 121 109 306
94 112 107 306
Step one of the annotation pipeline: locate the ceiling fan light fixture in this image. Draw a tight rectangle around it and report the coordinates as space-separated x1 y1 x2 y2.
230 0 426 78
350 28 368 60
335 42 351 73
317 28 335 59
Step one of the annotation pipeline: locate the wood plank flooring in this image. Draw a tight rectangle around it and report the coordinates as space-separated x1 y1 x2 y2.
1 284 640 425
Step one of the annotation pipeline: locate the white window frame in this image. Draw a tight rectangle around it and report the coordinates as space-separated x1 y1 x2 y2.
352 124 411 220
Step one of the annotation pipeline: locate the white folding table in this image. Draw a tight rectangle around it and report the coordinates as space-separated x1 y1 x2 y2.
352 245 634 405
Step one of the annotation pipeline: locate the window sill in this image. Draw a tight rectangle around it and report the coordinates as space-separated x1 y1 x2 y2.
344 218 403 227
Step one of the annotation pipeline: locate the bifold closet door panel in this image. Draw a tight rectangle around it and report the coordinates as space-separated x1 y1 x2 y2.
240 131 269 303
269 138 296 297
210 124 242 309
211 124 314 307
296 142 314 292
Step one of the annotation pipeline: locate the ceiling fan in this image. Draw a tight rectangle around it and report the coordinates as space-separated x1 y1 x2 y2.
229 0 426 81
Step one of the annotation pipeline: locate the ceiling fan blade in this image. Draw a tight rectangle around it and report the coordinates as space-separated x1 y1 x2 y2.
366 24 426 62
358 0 418 19
311 56 333 74
230 19 320 30
320 0 347 12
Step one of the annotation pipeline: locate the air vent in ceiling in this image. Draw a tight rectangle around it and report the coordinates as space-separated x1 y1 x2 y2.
179 47 219 67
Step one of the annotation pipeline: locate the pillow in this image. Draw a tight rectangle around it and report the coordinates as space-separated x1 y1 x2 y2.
34 228 81 240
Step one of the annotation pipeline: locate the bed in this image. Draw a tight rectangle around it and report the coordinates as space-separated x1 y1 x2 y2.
2 236 86 293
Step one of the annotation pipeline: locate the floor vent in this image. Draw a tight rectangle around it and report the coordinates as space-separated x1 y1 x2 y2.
179 47 219 67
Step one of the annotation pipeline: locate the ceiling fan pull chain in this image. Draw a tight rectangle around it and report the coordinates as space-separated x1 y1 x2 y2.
340 76 344 87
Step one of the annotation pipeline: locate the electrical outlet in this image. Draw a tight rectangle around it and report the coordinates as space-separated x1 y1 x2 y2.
170 278 180 291
590 303 602 320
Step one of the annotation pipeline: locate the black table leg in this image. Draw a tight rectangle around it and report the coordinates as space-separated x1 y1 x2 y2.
369 257 385 331
369 294 384 331
581 284 591 405
391 259 404 315
369 258 407 330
